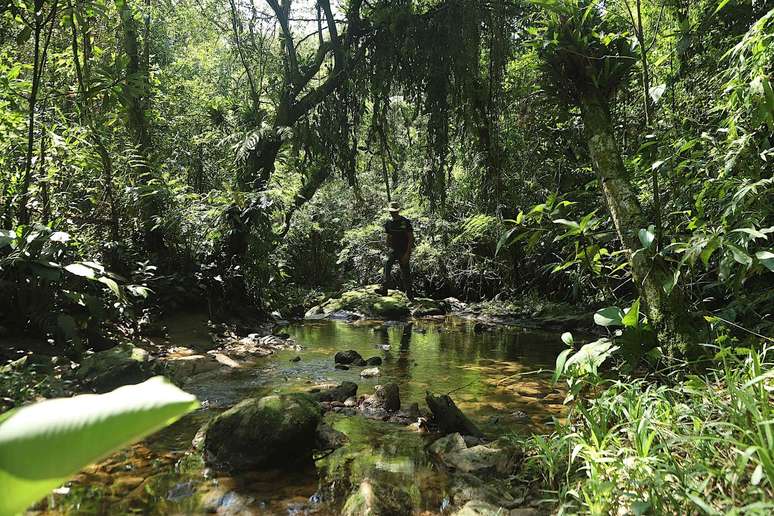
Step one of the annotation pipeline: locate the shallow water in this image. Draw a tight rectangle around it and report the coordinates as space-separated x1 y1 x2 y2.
35 317 568 515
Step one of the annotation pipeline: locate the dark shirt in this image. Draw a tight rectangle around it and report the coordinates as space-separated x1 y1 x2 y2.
384 215 413 252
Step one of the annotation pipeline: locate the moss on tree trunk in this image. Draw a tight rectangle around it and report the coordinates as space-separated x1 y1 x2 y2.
580 93 694 352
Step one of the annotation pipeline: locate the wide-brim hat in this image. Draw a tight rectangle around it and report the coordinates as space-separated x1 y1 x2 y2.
386 201 401 213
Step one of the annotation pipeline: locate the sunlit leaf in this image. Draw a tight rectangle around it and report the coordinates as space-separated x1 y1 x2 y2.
64 263 97 279
594 306 624 327
0 377 199 515
755 251 774 271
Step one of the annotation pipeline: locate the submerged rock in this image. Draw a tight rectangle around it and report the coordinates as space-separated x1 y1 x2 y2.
430 433 522 475
76 344 153 392
335 364 350 370
203 393 322 472
454 500 511 515
341 479 413 516
310 381 358 403
365 356 382 366
335 350 364 365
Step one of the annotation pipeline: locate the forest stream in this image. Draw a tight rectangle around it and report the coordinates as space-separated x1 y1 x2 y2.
34 317 568 515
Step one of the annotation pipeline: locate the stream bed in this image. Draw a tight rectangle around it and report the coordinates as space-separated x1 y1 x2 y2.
35 317 568 515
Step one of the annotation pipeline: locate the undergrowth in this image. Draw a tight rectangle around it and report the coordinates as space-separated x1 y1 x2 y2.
513 344 774 514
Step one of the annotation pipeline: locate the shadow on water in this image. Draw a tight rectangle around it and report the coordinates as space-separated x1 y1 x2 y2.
37 317 570 515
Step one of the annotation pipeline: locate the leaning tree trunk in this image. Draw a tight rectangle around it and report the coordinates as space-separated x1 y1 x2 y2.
579 92 691 349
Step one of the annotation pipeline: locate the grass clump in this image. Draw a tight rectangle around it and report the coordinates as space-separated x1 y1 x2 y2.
513 345 774 514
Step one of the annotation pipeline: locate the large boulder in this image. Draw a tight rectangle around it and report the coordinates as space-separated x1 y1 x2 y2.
203 393 322 472
75 344 153 392
307 286 411 320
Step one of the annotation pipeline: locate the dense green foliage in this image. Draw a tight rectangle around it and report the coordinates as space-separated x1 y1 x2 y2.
1 0 772 512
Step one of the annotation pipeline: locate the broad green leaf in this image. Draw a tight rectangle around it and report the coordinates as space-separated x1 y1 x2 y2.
565 338 618 374
561 332 574 346
594 306 624 327
98 276 123 300
64 263 97 279
731 228 767 240
727 244 752 266
552 348 573 384
755 251 774 271
639 226 655 250
0 377 199 515
553 219 580 230
700 237 721 268
621 298 640 328
495 226 519 256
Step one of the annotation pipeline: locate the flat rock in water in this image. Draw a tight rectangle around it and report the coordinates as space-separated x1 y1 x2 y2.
203 393 322 472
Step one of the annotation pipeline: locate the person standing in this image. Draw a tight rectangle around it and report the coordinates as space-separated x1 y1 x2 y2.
376 201 414 299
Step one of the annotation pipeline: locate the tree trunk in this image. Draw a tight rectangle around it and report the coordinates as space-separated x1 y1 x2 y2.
18 0 58 224
118 0 165 258
71 0 121 268
579 92 690 348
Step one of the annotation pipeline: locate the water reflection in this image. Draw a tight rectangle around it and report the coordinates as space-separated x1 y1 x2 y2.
40 317 570 515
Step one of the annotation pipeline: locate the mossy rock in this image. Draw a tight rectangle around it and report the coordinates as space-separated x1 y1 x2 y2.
411 297 450 317
308 286 411 319
75 343 153 392
203 393 322 472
